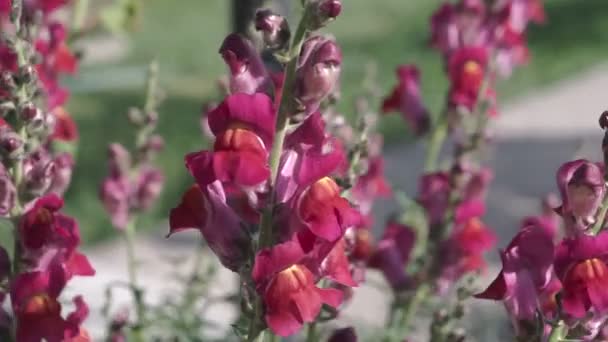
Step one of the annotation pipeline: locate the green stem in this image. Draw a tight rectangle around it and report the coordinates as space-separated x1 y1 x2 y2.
248 6 312 342
257 3 311 249
591 195 608 235
123 218 146 341
547 321 567 342
424 117 448 172
399 284 430 336
305 322 317 342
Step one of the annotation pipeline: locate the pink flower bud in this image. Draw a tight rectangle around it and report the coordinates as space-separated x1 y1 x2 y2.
295 36 342 115
23 149 55 197
134 166 163 211
311 0 342 28
556 159 605 232
319 0 342 19
255 9 290 49
47 152 74 196
107 143 131 177
219 34 270 95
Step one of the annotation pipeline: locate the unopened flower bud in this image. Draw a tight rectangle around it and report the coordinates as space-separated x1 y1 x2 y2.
47 153 75 196
295 36 342 114
135 166 163 211
20 102 41 121
108 143 131 176
0 71 15 91
219 33 270 94
311 0 342 29
0 128 23 159
24 155 55 197
18 65 36 85
319 0 342 19
255 9 290 49
145 135 164 152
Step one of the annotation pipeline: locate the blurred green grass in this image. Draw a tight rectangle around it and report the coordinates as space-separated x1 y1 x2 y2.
64 0 608 243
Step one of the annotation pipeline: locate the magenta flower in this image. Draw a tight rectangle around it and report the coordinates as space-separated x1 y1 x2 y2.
352 157 392 215
219 33 270 95
169 182 250 272
417 172 451 226
448 46 495 114
187 93 276 188
554 232 608 318
35 23 78 110
255 9 290 49
10 265 90 342
134 166 164 211
277 112 346 203
494 0 545 33
381 65 430 136
520 194 560 239
556 159 605 233
252 239 343 337
295 36 342 115
475 226 554 324
296 177 361 241
430 0 488 54
437 217 495 293
368 222 416 290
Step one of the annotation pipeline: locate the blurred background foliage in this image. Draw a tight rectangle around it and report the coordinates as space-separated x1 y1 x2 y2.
63 0 608 243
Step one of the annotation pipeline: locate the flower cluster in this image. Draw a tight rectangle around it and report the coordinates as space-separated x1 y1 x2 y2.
477 131 608 340
0 0 95 340
166 1 397 338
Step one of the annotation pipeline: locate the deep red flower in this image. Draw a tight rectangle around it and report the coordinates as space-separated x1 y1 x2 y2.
35 23 78 110
319 238 357 287
169 182 250 272
20 195 79 252
51 107 79 142
252 239 343 337
554 232 608 318
297 177 361 241
19 194 95 279
438 217 495 292
448 46 495 114
207 92 275 145
382 65 430 135
11 265 91 342
188 93 275 188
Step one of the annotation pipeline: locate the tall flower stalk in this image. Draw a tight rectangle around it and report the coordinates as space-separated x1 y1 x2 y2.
99 61 165 340
0 0 95 340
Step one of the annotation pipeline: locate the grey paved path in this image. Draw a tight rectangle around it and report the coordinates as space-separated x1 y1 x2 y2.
72 63 608 340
